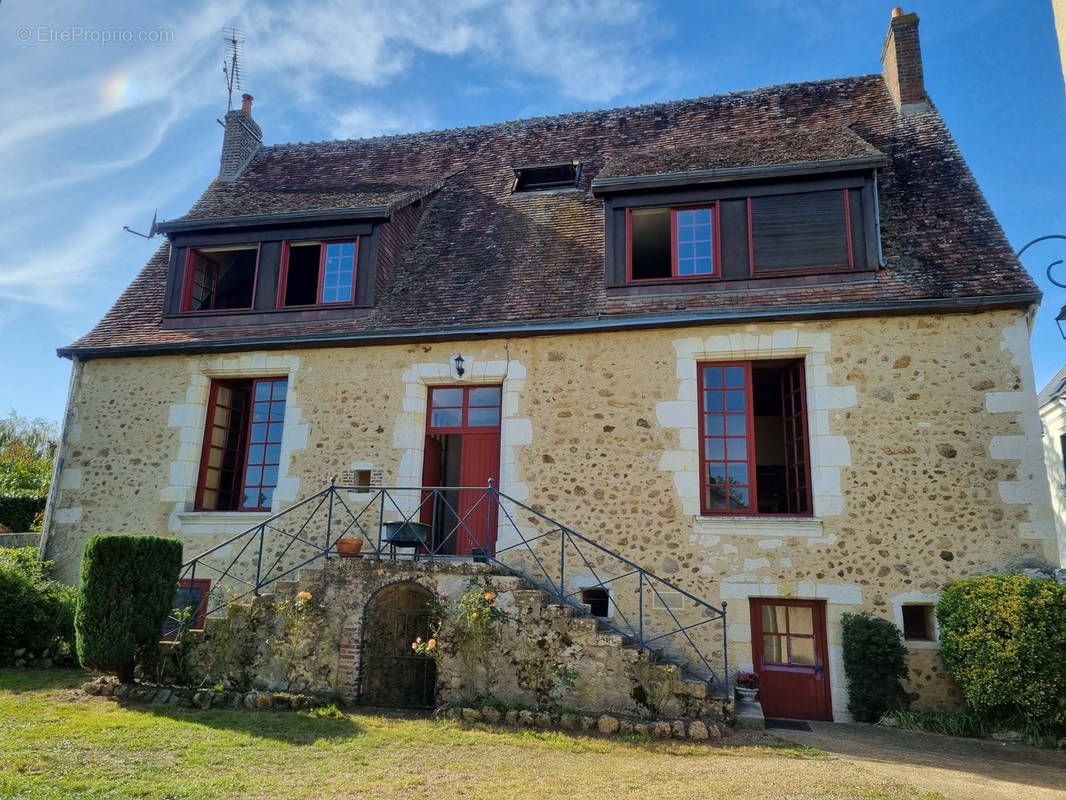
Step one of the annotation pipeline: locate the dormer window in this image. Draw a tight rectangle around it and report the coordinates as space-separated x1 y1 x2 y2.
627 205 717 281
180 245 259 312
513 162 581 192
278 239 359 307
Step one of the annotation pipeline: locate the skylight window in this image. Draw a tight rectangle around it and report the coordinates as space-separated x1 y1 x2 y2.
513 162 581 192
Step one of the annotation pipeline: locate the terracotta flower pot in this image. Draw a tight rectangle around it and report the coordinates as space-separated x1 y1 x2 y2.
334 538 364 558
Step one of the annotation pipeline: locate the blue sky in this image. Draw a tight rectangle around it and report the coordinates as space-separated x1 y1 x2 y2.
1 0 1064 424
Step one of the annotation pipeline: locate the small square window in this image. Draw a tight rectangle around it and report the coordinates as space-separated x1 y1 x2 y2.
902 604 935 641
581 587 610 618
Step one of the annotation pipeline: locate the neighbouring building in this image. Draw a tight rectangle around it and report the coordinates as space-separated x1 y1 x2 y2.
1038 367 1066 556
41 9 1059 722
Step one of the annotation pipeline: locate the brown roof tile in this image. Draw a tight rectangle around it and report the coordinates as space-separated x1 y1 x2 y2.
64 74 1038 356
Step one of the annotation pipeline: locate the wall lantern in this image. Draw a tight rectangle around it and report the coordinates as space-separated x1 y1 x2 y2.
453 354 466 377
1017 235 1066 340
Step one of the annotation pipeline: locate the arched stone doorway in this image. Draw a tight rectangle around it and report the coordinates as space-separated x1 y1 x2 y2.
359 582 437 707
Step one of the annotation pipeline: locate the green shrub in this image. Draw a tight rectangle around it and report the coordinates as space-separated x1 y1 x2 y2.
75 535 183 682
937 573 1066 730
841 612 909 722
0 496 47 532
0 547 75 659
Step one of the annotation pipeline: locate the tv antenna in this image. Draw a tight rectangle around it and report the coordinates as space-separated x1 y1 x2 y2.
222 27 245 111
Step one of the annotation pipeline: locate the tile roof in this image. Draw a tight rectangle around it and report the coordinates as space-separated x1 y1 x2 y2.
64 74 1039 356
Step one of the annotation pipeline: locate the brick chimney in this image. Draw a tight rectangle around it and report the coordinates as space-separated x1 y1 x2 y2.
219 93 262 180
880 8 930 114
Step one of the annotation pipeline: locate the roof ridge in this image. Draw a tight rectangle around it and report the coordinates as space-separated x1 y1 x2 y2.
261 73 885 152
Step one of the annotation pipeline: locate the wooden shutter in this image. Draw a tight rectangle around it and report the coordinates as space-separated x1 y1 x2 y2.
749 190 851 274
780 361 811 514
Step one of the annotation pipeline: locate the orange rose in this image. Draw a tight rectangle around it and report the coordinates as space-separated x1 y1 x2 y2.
484 592 495 601
427 639 437 650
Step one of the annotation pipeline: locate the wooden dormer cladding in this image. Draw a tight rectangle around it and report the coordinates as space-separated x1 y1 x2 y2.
595 160 883 292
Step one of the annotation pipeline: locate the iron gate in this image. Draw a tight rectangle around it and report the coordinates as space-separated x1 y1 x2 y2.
359 582 437 707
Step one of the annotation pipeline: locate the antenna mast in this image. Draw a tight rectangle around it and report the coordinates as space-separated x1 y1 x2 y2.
222 27 245 111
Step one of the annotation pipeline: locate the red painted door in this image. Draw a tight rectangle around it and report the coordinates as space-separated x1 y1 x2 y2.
422 386 502 556
749 598 832 721
456 432 500 556
419 435 443 528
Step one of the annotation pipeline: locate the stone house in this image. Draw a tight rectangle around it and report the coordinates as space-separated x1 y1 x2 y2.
41 10 1059 723
1038 366 1066 558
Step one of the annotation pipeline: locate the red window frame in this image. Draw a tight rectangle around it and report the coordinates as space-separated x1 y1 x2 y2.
697 361 758 515
195 377 286 513
277 238 360 308
746 189 854 277
426 385 503 434
179 245 260 313
697 360 814 517
625 203 720 283
162 578 211 640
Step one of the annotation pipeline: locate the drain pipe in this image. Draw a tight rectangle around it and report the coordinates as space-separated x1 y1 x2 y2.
38 356 83 565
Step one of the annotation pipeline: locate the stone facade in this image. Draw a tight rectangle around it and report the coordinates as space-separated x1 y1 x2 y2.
43 310 1058 719
161 558 729 721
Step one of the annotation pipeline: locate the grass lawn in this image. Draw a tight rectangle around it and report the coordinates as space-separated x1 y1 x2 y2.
0 669 944 800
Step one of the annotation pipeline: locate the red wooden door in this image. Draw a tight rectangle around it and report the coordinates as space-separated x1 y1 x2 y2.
780 361 811 515
456 432 500 556
749 598 832 721
419 435 443 528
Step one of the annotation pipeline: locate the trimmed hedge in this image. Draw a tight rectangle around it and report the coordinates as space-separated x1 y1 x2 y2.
75 535 183 683
841 612 909 722
937 573 1066 730
0 495 46 532
0 547 75 659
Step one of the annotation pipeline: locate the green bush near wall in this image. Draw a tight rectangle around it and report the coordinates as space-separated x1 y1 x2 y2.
937 574 1066 730
75 535 183 683
0 496 47 532
841 612 909 722
0 547 75 659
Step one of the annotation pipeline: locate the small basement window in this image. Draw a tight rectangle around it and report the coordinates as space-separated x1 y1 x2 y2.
627 205 717 281
513 162 580 192
181 245 259 312
901 604 936 642
279 239 358 307
581 587 610 618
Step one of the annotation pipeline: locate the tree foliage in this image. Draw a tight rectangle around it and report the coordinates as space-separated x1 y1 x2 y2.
0 412 58 498
841 612 909 722
75 535 184 683
937 574 1066 730
0 547 75 658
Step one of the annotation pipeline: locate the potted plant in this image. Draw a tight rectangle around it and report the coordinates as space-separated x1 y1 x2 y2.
735 670 759 700
334 538 364 558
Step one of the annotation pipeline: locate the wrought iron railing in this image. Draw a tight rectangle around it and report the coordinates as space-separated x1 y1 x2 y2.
174 480 728 689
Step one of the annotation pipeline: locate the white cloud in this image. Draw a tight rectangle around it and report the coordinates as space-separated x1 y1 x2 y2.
329 105 437 140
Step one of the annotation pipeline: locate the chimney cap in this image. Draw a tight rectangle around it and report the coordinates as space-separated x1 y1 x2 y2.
240 93 253 115
891 7 904 17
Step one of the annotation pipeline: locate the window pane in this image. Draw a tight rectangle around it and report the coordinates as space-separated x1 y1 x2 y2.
262 466 279 487
725 414 746 435
790 637 816 666
245 466 262 486
243 489 260 509
269 402 285 422
703 367 723 389
431 408 462 427
259 488 274 508
724 366 745 388
267 423 283 444
250 423 268 443
725 390 746 411
726 437 747 459
321 242 356 303
789 606 814 635
432 388 463 407
674 207 714 276
706 485 728 510
705 392 724 412
248 445 265 464
762 605 787 633
729 487 749 509
707 461 726 484
468 407 500 426
763 634 786 664
704 414 724 435
271 381 287 401
704 439 725 460
264 444 281 464
469 387 502 406
727 461 748 485
252 402 269 422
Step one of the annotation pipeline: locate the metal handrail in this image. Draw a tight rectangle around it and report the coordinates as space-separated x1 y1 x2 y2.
173 481 728 689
